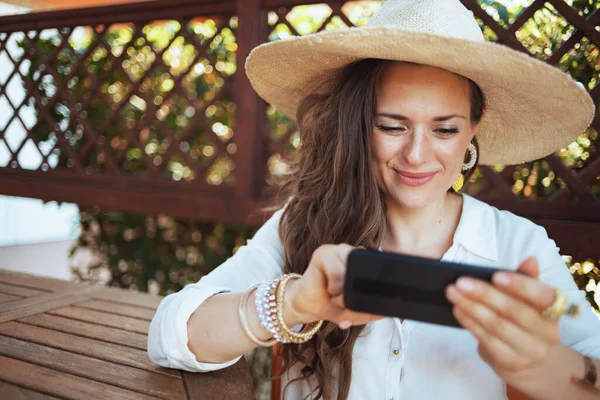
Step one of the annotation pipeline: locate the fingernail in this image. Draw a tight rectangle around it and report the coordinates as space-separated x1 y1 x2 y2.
456 278 475 292
493 273 511 287
446 285 462 301
339 320 351 330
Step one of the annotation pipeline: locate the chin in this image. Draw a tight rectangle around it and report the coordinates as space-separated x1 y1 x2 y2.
389 191 436 209
384 180 447 210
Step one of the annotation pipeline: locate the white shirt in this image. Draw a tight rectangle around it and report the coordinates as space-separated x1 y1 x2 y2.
147 193 600 399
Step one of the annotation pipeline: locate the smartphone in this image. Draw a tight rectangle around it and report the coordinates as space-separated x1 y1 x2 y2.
343 248 509 328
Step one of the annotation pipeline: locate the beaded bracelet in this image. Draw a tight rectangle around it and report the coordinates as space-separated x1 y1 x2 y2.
238 284 278 347
275 274 323 343
256 278 280 339
256 274 323 344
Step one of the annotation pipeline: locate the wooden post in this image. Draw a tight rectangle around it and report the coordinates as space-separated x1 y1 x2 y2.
234 0 269 222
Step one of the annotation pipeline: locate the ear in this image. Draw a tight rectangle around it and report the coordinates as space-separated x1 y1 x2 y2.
470 120 481 141
472 109 486 137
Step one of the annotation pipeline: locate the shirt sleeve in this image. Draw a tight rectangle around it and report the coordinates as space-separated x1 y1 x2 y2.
147 206 286 372
532 225 600 359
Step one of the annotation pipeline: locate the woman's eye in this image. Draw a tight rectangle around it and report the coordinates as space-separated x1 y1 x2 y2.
376 125 406 133
436 128 459 136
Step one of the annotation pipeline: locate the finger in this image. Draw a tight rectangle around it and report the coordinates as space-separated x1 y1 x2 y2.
325 244 358 296
330 294 384 326
314 245 348 296
517 256 540 279
477 344 495 367
335 243 355 265
448 285 553 356
492 269 556 313
451 278 559 343
331 293 346 309
453 306 527 371
337 309 384 328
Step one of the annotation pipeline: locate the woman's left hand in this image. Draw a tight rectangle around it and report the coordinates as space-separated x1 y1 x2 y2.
445 256 560 382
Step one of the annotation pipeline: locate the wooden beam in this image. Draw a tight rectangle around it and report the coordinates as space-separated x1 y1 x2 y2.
478 195 600 223
532 219 600 259
0 169 243 224
0 0 234 33
234 0 268 212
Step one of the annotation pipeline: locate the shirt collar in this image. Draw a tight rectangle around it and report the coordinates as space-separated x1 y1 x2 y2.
454 193 498 261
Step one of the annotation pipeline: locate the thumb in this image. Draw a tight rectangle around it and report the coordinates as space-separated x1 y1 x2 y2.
517 256 540 279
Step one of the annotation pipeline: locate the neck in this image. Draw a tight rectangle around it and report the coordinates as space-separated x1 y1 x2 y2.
381 192 462 256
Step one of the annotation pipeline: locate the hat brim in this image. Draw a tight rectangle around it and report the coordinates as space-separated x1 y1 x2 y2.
245 26 595 165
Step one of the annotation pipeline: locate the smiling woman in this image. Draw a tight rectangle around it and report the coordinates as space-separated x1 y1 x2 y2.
147 1 600 399
372 62 482 208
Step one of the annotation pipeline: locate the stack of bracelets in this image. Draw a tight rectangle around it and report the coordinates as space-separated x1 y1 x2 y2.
238 273 324 345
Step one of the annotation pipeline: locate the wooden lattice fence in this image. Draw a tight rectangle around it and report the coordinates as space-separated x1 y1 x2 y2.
0 0 598 259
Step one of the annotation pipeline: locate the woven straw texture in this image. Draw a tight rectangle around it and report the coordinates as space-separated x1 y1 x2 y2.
245 0 595 165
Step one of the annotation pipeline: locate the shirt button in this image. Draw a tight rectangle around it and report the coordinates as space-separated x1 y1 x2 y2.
393 349 399 355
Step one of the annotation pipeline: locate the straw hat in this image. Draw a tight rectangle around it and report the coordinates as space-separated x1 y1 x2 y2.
245 0 595 165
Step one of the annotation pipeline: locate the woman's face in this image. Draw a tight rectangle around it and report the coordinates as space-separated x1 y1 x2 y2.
372 62 480 209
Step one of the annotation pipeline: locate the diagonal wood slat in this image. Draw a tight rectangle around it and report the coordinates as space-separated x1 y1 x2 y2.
0 285 102 323
545 0 600 48
0 293 22 304
506 0 546 34
545 154 597 202
0 282 50 298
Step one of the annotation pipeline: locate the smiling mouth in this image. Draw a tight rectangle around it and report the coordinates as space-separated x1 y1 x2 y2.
396 170 437 178
393 169 437 186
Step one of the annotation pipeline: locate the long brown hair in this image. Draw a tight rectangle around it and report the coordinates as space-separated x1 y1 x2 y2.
272 58 485 400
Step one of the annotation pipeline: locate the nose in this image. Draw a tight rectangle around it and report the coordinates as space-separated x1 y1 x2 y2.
403 129 428 166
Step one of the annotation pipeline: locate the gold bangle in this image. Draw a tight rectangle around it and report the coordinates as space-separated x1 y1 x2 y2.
239 284 278 347
275 273 323 343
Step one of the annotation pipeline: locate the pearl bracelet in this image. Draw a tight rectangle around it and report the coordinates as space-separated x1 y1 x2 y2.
239 284 278 347
256 278 279 339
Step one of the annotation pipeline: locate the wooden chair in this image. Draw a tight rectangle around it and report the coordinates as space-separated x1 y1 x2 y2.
270 343 530 400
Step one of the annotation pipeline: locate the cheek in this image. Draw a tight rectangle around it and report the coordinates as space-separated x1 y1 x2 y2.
434 139 469 172
372 134 401 163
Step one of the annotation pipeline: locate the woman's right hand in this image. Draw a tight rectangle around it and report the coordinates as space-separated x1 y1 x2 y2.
283 243 385 329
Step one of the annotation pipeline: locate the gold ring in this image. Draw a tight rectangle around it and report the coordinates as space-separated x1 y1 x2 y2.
542 288 580 320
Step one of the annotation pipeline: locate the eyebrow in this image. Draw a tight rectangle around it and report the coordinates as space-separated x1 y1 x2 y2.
375 113 466 122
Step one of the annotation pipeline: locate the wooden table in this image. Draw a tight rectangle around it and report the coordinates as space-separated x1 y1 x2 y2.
0 269 253 399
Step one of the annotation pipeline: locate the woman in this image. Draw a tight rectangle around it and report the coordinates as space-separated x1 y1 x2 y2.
148 0 600 399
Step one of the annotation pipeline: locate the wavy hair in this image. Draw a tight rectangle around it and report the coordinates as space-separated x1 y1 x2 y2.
271 58 485 400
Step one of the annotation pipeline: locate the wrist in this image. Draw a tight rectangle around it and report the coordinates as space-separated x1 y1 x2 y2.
282 279 314 326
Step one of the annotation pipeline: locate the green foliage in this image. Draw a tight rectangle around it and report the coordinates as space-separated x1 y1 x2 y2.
72 208 253 295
